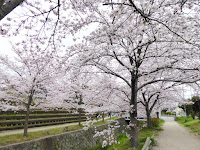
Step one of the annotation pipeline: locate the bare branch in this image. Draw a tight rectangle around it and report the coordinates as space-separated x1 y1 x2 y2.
103 2 132 7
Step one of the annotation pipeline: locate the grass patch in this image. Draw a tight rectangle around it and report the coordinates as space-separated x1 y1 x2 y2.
89 144 107 150
153 118 165 130
106 128 156 150
110 116 119 120
158 118 165 127
176 117 200 134
0 124 83 146
105 119 164 150
92 120 108 126
107 134 129 150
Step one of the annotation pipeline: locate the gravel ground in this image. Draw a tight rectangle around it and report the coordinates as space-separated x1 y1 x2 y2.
153 119 200 150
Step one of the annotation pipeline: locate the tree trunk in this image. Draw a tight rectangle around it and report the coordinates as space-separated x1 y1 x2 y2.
24 95 32 136
130 75 139 148
146 112 152 129
78 108 81 126
145 103 152 129
191 110 195 120
102 112 104 122
184 104 187 121
96 112 99 121
156 112 159 119
192 114 195 120
198 112 200 120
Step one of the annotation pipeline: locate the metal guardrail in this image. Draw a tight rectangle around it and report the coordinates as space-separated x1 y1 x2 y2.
142 134 155 150
142 137 151 150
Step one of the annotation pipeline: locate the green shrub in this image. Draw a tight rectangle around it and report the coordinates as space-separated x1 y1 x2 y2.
150 138 155 145
138 121 147 128
151 118 159 127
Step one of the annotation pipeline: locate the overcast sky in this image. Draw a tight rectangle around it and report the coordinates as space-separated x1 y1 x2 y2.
0 36 15 56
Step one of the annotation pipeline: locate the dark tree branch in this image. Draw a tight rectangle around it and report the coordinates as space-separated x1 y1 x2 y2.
138 100 145 106
103 2 132 7
150 95 159 113
113 51 131 73
142 92 147 102
148 92 160 103
0 0 24 21
112 87 130 102
51 0 61 50
0 0 5 8
90 62 131 87
128 0 150 20
138 77 200 91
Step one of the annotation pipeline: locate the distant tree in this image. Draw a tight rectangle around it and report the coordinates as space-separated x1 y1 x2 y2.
191 96 200 120
139 90 160 129
138 82 182 128
179 98 194 120
181 104 192 118
81 72 129 113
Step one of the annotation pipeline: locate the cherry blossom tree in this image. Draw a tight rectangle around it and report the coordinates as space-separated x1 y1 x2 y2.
2 0 200 148
0 38 68 136
82 73 130 113
68 1 200 147
138 82 183 128
0 0 97 50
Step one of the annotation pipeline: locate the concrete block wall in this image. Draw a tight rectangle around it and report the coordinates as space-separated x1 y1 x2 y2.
0 118 128 150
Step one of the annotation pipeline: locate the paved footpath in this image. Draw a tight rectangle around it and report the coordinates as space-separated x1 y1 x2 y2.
153 118 200 150
0 122 79 137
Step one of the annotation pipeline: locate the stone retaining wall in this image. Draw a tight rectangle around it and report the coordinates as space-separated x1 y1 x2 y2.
0 118 128 150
